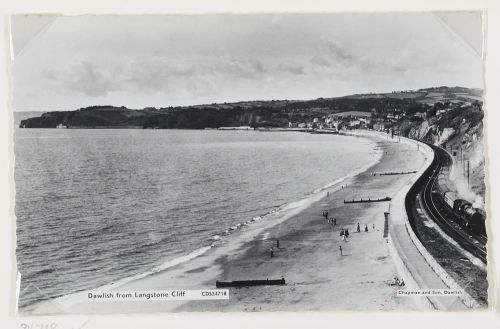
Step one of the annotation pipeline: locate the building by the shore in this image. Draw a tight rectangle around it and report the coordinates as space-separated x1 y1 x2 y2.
218 126 253 130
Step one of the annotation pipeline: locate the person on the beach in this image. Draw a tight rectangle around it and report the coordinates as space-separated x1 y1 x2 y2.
339 245 343 256
333 218 337 226
365 224 369 232
373 223 375 230
270 247 274 258
345 229 349 238
357 223 360 232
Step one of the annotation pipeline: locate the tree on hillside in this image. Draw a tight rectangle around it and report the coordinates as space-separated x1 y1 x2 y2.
406 104 423 116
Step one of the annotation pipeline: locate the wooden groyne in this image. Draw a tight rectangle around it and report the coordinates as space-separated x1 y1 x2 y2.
372 171 417 176
216 278 286 288
344 197 391 204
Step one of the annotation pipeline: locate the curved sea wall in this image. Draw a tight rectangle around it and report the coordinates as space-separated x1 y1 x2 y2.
385 136 438 309
385 135 479 309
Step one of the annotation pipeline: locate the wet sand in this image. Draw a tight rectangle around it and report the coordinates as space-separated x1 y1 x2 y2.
33 133 426 314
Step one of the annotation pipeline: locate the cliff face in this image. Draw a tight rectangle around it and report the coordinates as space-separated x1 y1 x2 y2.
406 120 432 141
394 104 485 204
19 106 289 129
400 106 483 145
19 107 153 128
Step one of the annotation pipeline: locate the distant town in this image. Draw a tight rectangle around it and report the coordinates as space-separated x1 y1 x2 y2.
286 97 479 133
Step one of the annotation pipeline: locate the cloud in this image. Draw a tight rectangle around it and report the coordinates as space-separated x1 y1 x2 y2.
325 39 353 61
309 39 357 71
391 64 409 73
310 55 331 67
13 14 483 111
44 61 120 97
219 59 267 79
186 78 217 97
278 63 306 75
122 58 171 92
43 57 204 97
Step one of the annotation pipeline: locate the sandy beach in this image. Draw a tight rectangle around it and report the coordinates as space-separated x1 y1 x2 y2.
32 132 427 314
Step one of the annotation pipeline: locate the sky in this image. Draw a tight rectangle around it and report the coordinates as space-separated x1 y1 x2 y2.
10 13 483 111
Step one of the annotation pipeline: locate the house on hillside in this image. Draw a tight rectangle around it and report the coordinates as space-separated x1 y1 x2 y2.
373 121 385 131
414 112 427 120
348 120 361 129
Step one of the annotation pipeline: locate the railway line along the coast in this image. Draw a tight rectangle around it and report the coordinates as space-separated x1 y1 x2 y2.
404 141 487 306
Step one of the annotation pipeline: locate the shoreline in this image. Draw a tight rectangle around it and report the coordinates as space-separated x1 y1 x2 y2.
174 132 426 312
30 131 426 314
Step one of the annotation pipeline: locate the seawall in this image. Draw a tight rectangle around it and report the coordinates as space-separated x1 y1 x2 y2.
384 134 479 309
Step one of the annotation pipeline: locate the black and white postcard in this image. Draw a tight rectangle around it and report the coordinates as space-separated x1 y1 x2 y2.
11 12 489 314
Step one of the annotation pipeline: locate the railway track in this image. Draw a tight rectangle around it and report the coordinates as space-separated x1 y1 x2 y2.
406 143 487 264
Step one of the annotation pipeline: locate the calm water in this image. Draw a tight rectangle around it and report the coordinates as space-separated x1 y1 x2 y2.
15 129 377 308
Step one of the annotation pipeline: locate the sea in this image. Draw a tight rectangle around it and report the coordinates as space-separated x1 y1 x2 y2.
14 128 379 309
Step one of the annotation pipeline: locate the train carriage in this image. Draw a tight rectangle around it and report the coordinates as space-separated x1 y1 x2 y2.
438 190 486 234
